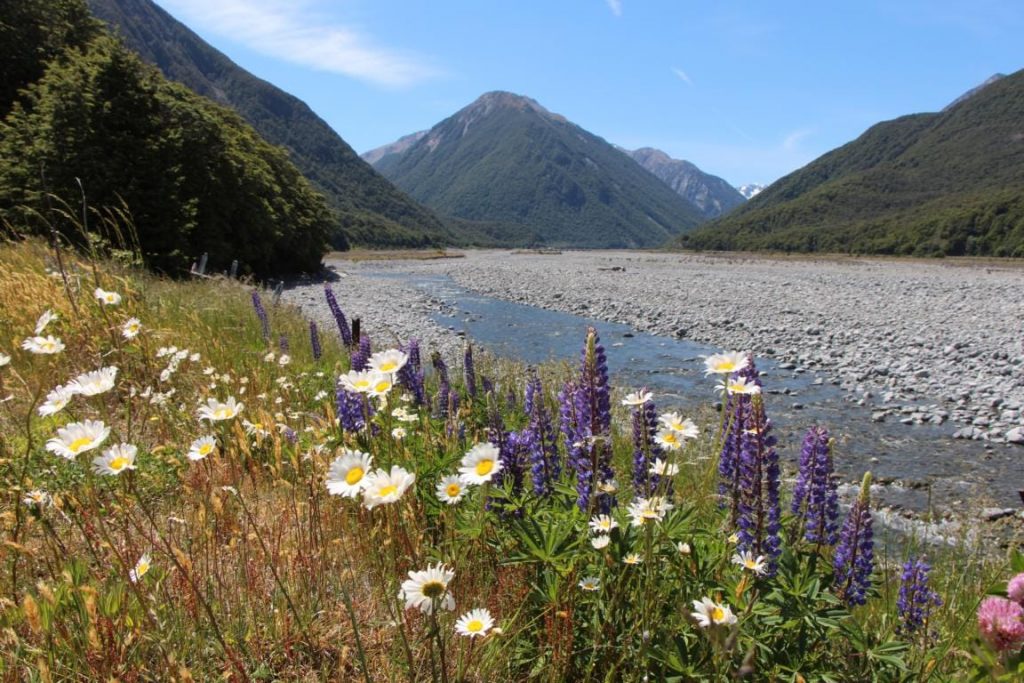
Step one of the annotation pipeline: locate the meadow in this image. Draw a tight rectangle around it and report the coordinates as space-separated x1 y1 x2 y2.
1 238 1022 681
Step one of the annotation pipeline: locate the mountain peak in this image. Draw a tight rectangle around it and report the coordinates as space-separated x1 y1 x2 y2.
460 90 566 123
624 147 744 219
943 73 1006 111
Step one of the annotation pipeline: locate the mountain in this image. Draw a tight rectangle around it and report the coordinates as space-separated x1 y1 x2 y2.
367 91 705 248
86 0 452 248
363 131 428 166
622 147 744 219
737 183 766 199
679 70 1024 257
942 73 1004 111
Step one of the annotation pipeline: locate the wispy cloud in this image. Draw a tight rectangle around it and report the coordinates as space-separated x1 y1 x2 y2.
671 66 693 86
782 128 814 151
159 0 442 87
605 0 623 17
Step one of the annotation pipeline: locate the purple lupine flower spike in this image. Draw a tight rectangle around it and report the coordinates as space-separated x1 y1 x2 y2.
309 321 322 361
323 284 353 347
631 395 665 497
559 380 591 510
524 371 560 497
251 290 270 341
397 339 425 406
350 335 371 371
432 352 451 418
897 556 942 636
464 342 477 398
834 472 875 606
335 381 366 433
803 428 839 546
568 328 615 513
279 334 289 354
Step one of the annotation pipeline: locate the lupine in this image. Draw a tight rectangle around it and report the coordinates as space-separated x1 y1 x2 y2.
562 328 615 513
834 472 875 606
631 396 665 497
488 404 524 514
351 336 372 372
323 284 353 347
735 390 782 575
718 360 762 526
251 290 270 341
432 352 451 418
309 321 322 361
279 334 289 354
523 372 559 497
792 426 839 546
464 342 477 398
897 556 942 636
336 382 367 432
397 339 425 406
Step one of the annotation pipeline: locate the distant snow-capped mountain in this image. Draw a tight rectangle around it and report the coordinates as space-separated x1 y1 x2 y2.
737 183 766 199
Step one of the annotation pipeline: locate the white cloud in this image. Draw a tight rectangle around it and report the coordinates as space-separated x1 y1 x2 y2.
606 0 623 17
158 0 442 87
671 67 693 86
782 128 814 151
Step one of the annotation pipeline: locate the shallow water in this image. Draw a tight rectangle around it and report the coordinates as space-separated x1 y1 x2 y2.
368 269 1020 513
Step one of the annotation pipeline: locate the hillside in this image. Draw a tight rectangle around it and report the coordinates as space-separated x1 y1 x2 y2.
679 71 1024 256
625 147 745 219
368 91 705 248
86 0 452 248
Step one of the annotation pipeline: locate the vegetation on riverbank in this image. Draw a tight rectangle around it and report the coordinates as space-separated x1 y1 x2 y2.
1 238 1021 681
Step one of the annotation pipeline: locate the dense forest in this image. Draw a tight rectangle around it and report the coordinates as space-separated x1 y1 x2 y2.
0 0 334 277
679 70 1024 257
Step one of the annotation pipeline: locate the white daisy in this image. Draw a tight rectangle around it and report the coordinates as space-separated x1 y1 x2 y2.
368 349 408 375
362 466 415 509
649 458 680 477
34 309 58 334
23 489 51 507
46 420 110 459
67 366 118 397
703 352 749 376
654 428 686 451
578 576 601 591
91 443 138 476
278 354 291 366
691 597 737 628
731 551 767 576
455 608 494 638
588 514 619 534
399 563 455 614
122 318 142 340
94 288 122 306
0 352 10 367
621 390 652 406
597 479 618 495
591 535 610 549
187 436 217 461
129 553 152 582
391 427 407 440
677 542 692 555
657 413 700 439
38 385 75 416
436 474 468 504
459 443 503 485
717 376 760 396
325 449 373 498
197 397 244 422
623 553 643 565
339 370 376 394
627 496 674 527
21 335 65 355
367 371 393 398
263 351 276 363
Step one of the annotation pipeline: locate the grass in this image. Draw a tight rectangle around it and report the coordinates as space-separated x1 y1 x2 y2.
0 238 1020 681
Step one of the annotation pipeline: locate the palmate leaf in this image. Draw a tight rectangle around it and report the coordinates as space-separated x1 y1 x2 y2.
502 512 582 573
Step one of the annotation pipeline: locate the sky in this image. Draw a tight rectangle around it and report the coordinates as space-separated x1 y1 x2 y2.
155 0 1023 187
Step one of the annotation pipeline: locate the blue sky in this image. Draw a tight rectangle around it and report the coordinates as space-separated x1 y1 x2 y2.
156 0 1022 186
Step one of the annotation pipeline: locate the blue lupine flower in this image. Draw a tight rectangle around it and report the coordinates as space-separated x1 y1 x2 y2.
834 473 875 606
251 290 270 341
323 284 353 347
897 556 942 636
309 321 322 361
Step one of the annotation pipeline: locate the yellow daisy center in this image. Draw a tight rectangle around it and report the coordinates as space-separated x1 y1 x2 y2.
466 619 484 633
374 380 391 393
475 459 494 476
354 379 370 390
109 456 130 472
421 581 445 598
663 433 678 444
378 484 398 498
446 483 462 497
137 561 150 576
214 407 232 419
744 559 758 570
711 607 725 622
345 467 364 485
198 444 213 456
379 361 397 372
68 437 93 453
